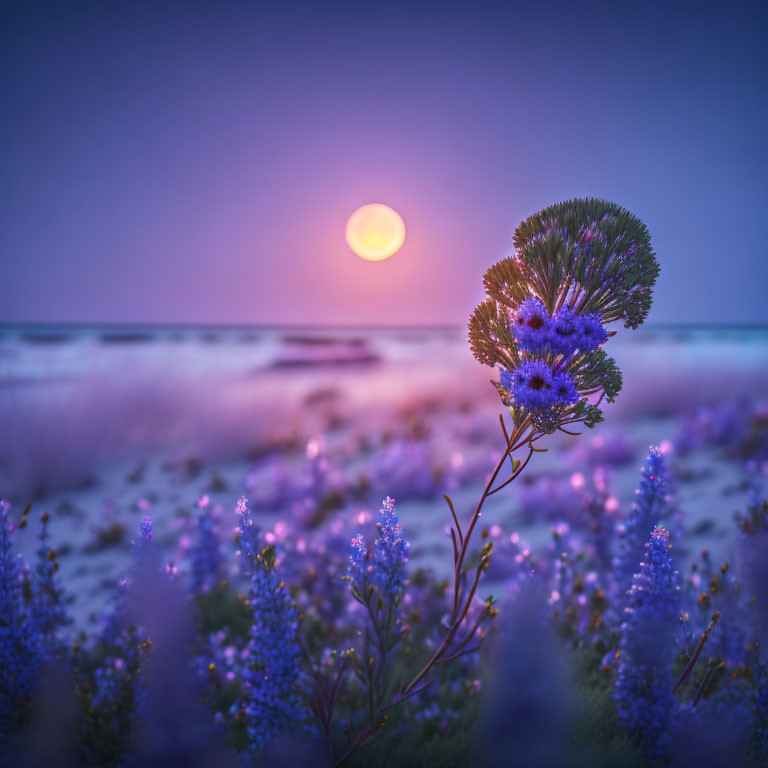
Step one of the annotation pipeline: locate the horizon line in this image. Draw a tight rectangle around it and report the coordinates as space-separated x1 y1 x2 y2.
2 321 768 333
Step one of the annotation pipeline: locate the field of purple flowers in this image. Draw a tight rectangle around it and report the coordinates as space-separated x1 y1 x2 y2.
2 200 768 767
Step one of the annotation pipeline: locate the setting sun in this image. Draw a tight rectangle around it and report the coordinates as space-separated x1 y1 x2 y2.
345 203 405 261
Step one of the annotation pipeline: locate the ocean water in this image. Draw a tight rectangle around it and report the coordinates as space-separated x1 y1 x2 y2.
1 325 766 628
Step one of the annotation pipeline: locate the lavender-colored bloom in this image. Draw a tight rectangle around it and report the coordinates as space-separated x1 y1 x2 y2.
614 526 680 756
348 533 370 596
0 500 43 736
234 499 303 753
552 371 579 405
510 360 556 411
244 545 304 753
372 497 411 605
139 515 152 541
31 512 70 649
234 496 260 566
348 497 410 606
616 446 673 593
578 312 609 351
512 296 551 352
190 502 222 594
549 307 581 355
130 514 155 574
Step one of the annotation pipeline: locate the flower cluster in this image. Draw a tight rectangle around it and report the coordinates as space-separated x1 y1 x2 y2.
500 359 579 413
513 297 608 355
614 526 680 756
348 497 410 606
234 496 260 566
0 501 43 736
494 294 620 430
469 198 658 431
616 446 674 593
234 499 303 753
243 543 304 753
139 515 152 541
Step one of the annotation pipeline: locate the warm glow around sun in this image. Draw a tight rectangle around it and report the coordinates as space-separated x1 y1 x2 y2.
345 204 405 261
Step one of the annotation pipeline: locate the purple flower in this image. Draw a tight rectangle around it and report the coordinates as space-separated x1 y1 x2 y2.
348 497 410 606
578 312 608 351
348 533 370 595
139 515 152 541
549 307 581 355
616 446 673 593
510 360 556 411
235 496 260 566
552 371 579 405
512 297 551 353
0 501 43 735
373 497 411 605
243 545 304 753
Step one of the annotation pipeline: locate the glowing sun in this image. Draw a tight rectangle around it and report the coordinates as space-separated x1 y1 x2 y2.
346 203 405 261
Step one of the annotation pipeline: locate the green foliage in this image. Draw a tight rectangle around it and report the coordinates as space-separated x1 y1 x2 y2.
512 198 659 328
468 298 518 370
569 349 623 403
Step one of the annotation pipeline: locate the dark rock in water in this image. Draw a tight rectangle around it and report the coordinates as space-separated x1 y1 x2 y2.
22 332 73 344
270 353 380 368
270 336 381 368
282 335 366 346
100 332 154 344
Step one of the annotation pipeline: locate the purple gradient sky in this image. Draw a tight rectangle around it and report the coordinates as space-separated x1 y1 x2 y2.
1 1 767 326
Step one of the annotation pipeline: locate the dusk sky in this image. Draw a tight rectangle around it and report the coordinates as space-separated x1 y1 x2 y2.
2 1 766 327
